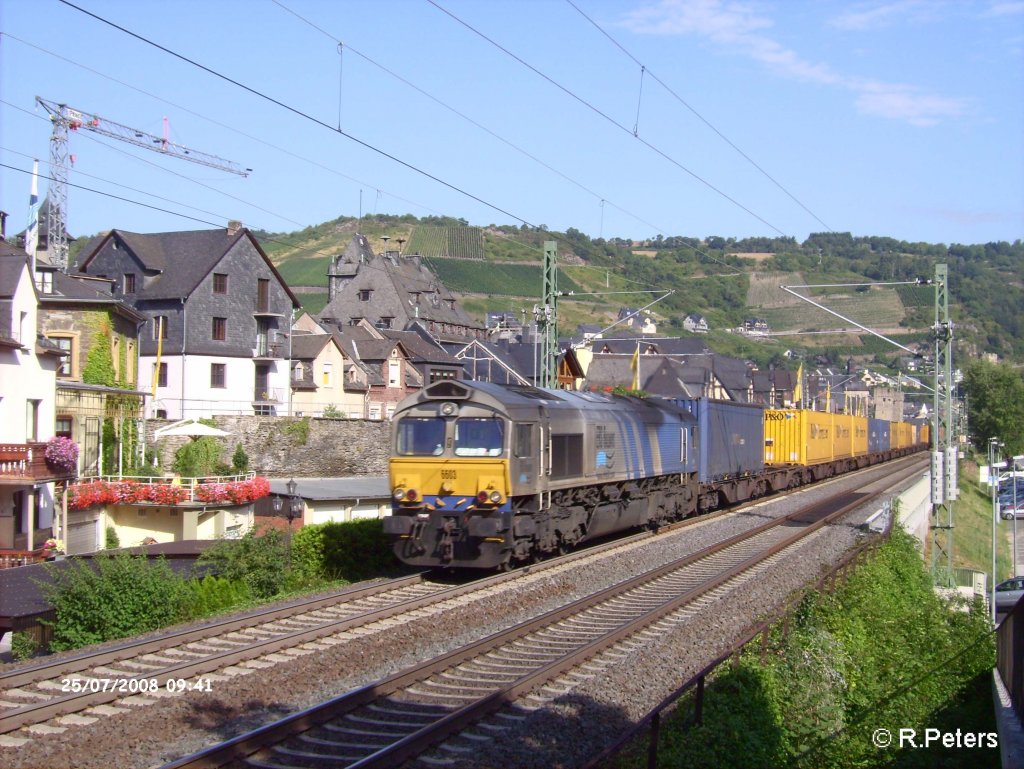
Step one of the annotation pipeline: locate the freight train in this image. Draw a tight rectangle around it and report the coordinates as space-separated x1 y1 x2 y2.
383 380 927 569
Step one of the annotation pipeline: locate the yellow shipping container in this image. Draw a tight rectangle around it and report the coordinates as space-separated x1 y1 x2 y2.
832 413 855 461
764 409 835 466
851 415 869 457
891 421 913 450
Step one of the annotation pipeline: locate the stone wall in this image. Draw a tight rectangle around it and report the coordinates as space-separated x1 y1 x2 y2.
146 416 390 477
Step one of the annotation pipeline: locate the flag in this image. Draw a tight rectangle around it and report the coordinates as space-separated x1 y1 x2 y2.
792 363 803 405
24 159 40 257
630 342 640 391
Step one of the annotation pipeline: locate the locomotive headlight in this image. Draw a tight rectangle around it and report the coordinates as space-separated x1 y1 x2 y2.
440 401 457 416
488 490 502 503
393 488 407 502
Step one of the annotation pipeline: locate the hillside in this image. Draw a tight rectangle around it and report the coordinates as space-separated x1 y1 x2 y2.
255 214 1023 368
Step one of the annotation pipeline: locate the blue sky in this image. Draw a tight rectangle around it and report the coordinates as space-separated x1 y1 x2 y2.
1 0 1021 247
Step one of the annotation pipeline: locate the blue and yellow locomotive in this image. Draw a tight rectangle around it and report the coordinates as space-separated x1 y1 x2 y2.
384 380 699 569
384 380 928 569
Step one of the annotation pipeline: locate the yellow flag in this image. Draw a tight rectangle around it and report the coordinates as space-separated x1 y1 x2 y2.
793 363 802 405
630 344 640 391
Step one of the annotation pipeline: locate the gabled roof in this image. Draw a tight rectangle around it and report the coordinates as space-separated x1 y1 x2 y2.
77 227 301 307
289 332 337 361
380 329 459 365
0 253 29 301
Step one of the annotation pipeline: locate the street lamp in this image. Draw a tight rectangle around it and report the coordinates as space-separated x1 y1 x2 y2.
271 479 303 568
989 439 1006 623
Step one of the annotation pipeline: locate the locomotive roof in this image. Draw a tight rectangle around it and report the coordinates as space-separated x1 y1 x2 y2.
405 379 696 423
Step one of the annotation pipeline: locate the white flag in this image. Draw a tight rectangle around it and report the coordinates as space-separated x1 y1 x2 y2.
24 159 40 257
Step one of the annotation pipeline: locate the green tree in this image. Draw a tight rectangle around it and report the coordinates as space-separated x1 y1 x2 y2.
172 435 224 477
962 359 1024 454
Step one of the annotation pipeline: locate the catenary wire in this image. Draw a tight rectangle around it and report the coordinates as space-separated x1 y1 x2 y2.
44 2 680 296
564 0 834 233
270 0 673 239
426 0 788 237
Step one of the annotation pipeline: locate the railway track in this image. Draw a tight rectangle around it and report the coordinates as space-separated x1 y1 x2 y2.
161 462 922 769
0 456 924 756
0 509 702 738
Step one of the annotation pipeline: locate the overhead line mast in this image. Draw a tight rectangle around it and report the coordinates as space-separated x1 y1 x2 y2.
35 96 250 271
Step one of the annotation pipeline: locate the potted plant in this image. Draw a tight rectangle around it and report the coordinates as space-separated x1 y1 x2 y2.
42 537 65 560
44 436 79 475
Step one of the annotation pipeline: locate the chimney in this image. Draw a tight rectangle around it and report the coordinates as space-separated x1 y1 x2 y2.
227 220 242 236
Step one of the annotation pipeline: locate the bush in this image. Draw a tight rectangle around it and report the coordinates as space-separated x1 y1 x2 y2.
654 529 997 768
105 525 120 550
43 553 189 651
182 574 251 618
292 519 397 582
196 529 287 599
10 631 38 661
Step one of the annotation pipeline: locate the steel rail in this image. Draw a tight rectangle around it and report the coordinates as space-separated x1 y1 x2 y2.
0 520 682 735
161 469 916 769
1 456 923 740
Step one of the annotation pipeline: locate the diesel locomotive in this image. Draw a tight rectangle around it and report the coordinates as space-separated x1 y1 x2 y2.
383 379 927 569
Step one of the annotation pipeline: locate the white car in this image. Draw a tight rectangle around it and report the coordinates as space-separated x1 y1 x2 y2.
1001 501 1024 520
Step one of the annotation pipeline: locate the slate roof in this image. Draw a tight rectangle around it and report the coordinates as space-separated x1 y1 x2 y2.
77 228 300 306
381 329 459 366
39 271 146 322
0 253 29 300
318 245 482 341
289 333 334 361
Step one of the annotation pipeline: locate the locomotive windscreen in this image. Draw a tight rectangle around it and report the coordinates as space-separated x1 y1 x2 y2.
454 418 504 457
396 417 446 456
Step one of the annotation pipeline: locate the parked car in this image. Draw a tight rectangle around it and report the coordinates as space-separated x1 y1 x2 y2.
1001 501 1024 520
995 577 1024 613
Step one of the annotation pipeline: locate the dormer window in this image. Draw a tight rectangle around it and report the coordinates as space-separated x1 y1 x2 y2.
375 317 393 330
123 273 136 293
358 289 372 301
35 271 53 294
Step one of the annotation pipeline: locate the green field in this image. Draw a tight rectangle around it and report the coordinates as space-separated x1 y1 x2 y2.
277 257 332 287
427 258 581 297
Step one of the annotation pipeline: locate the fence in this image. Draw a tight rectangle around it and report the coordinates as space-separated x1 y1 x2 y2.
997 597 1024 725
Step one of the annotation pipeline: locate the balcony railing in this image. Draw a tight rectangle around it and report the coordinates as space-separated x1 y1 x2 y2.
66 473 270 510
253 341 284 360
253 387 284 403
0 443 75 484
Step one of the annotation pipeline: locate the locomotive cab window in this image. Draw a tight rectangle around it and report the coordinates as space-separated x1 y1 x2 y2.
455 418 504 457
396 418 446 456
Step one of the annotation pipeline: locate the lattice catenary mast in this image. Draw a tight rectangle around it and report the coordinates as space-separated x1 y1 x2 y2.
35 96 250 271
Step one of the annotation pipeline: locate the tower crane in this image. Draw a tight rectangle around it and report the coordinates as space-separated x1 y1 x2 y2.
35 96 250 271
